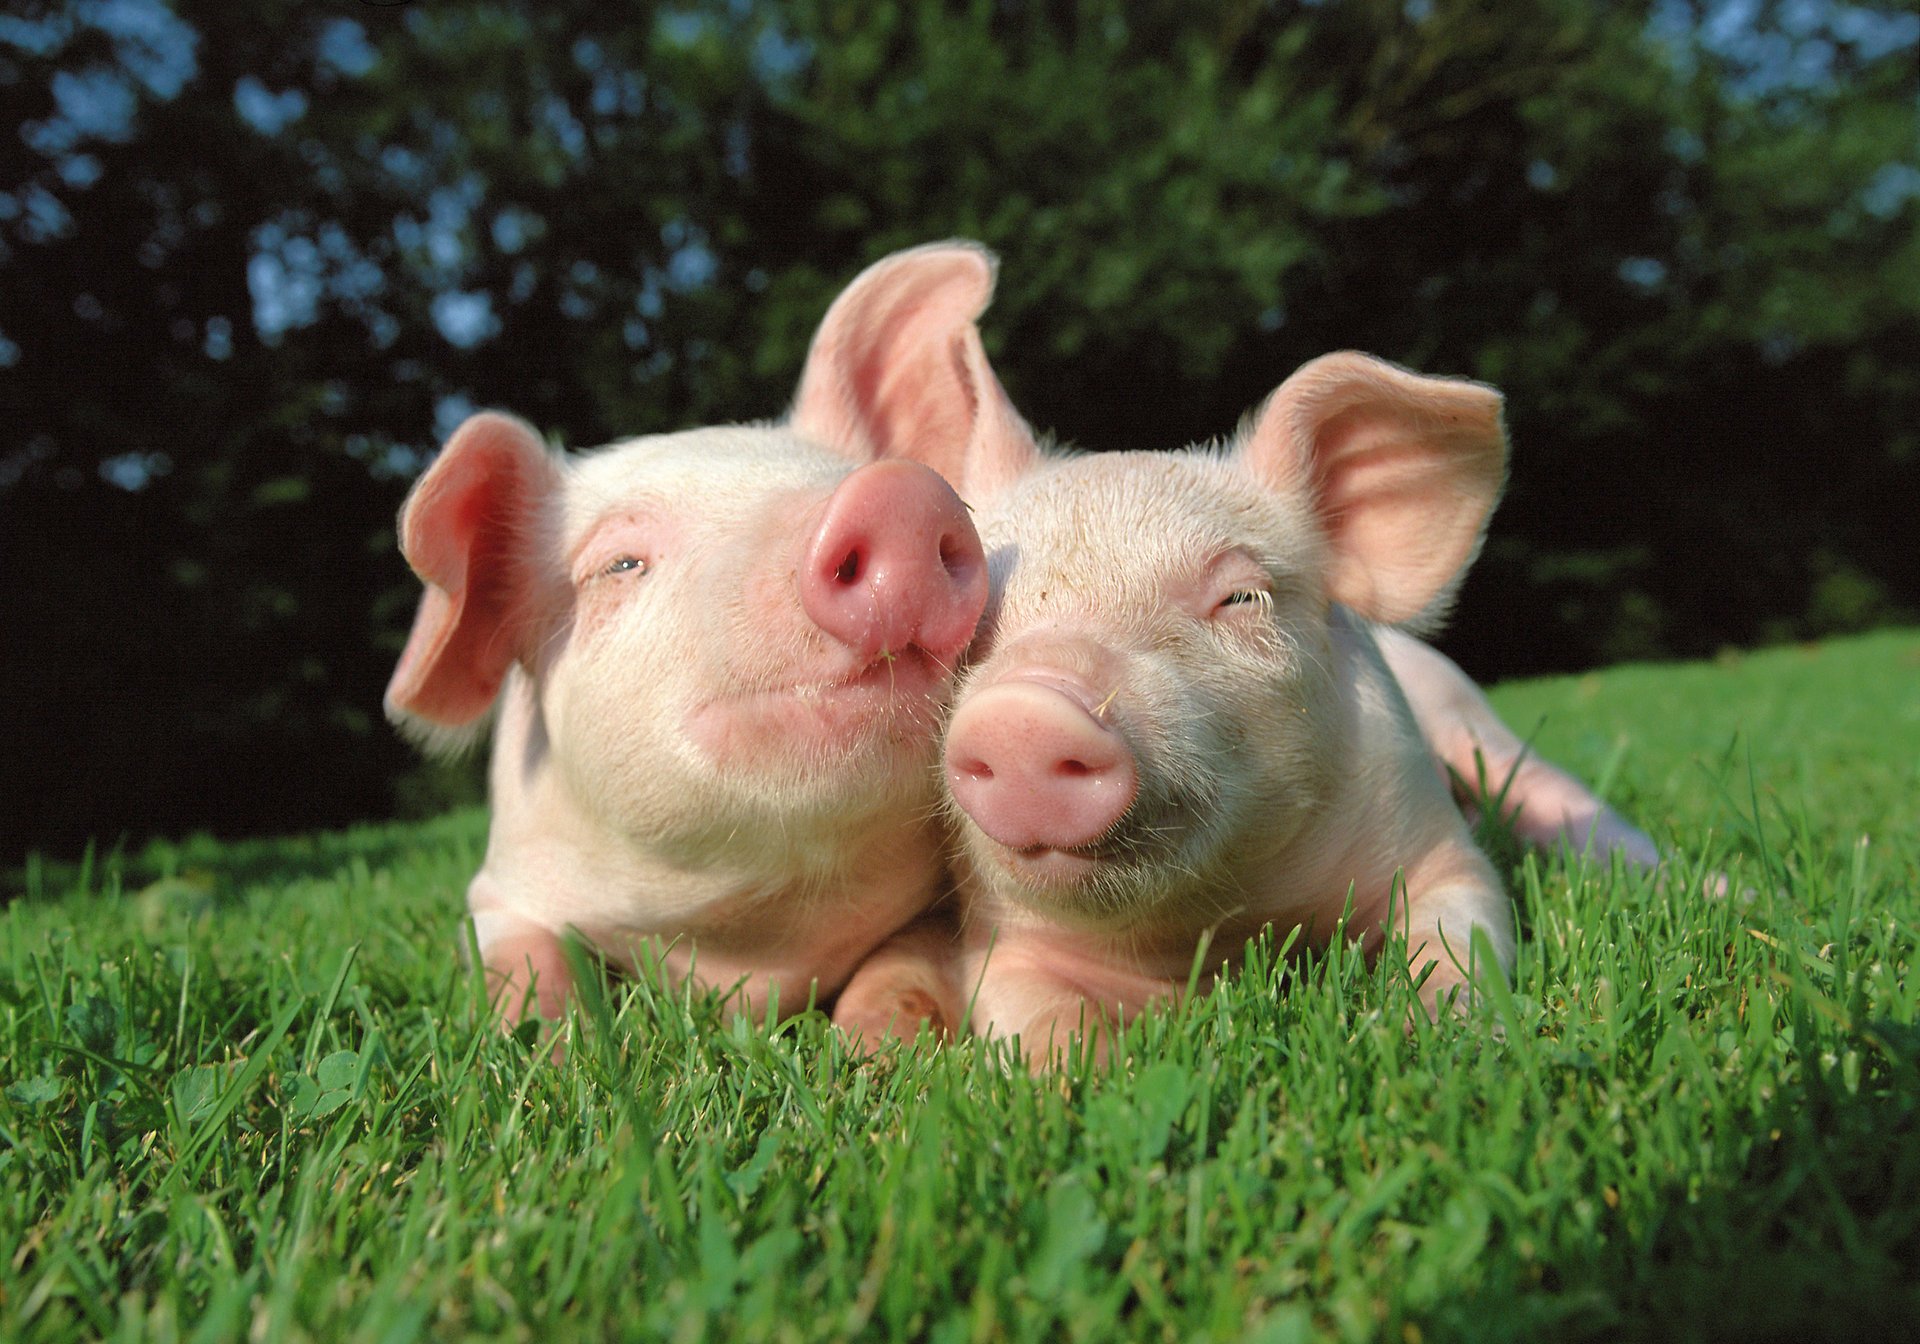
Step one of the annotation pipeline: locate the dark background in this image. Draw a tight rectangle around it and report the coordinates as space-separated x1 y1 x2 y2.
3 0 1915 869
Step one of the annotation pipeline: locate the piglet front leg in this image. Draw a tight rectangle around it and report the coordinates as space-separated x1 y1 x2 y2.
959 931 1186 1069
830 911 966 1051
471 908 575 1026
1366 829 1514 1019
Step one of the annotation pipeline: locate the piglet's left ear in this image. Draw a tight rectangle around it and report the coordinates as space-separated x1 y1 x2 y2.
1241 351 1507 628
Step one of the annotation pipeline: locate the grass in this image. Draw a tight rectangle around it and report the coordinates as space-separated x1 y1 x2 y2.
3 628 1917 1342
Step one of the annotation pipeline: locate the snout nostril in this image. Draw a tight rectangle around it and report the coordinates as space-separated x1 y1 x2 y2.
937 535 970 580
1055 759 1091 777
953 757 994 782
834 548 863 585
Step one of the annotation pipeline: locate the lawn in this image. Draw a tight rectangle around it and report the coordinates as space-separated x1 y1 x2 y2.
4 629 1917 1342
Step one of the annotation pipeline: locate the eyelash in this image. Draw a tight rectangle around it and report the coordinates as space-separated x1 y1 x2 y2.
1216 589 1271 613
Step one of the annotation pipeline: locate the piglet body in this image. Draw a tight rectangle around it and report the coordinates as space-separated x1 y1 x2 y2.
919 355 1522 1060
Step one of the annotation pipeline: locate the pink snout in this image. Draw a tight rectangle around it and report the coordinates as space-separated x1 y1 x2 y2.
945 680 1139 851
801 460 988 663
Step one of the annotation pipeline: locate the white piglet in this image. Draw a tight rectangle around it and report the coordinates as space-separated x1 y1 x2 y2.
882 352 1528 1061
384 244 1009 1024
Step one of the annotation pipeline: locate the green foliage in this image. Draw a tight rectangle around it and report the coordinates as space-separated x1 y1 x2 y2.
1 630 1916 1340
2 0 1915 858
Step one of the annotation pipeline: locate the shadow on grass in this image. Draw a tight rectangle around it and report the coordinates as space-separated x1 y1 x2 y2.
1433 1035 1920 1342
1 806 489 906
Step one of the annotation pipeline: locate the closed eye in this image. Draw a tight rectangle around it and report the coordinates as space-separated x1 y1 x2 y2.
1214 589 1272 614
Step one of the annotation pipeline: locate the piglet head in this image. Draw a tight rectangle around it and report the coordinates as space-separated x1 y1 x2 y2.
384 244 1023 873
945 353 1507 930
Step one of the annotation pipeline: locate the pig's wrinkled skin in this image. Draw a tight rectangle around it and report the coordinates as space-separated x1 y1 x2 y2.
840 341 1655 1064
384 243 1018 1024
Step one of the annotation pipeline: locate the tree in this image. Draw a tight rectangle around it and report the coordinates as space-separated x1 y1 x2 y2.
2 0 1913 865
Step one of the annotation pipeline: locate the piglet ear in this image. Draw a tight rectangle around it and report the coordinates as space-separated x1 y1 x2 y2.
1241 352 1507 628
790 240 1039 503
384 412 563 755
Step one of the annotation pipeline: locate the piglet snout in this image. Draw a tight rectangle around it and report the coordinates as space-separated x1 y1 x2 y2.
801 460 988 663
946 680 1138 851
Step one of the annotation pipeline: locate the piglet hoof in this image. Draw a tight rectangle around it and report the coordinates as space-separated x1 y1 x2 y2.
1648 861 1742 902
833 913 965 1053
476 925 578 1063
1021 1031 1101 1074
832 991 951 1054
1011 1004 1125 1073
832 974 954 1053
1403 967 1509 1042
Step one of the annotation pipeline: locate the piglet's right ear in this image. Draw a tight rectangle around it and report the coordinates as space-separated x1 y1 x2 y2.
790 241 1038 503
384 412 562 755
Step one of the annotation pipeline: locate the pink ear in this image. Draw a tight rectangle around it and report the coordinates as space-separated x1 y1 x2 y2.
1242 352 1507 627
384 413 562 751
790 241 1038 502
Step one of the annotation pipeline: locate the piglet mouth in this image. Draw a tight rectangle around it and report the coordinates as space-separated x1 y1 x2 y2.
978 814 1176 888
1012 837 1127 863
793 644 946 702
686 645 953 764
967 825 1192 931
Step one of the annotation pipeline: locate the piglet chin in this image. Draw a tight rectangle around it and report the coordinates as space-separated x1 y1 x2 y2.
687 645 949 764
996 843 1106 887
963 823 1146 892
967 831 1186 933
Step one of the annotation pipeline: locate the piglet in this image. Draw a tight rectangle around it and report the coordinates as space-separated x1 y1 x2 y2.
886 352 1528 1061
385 243 1028 1024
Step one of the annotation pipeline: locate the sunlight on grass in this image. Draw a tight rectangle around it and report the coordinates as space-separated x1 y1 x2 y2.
3 631 1916 1341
